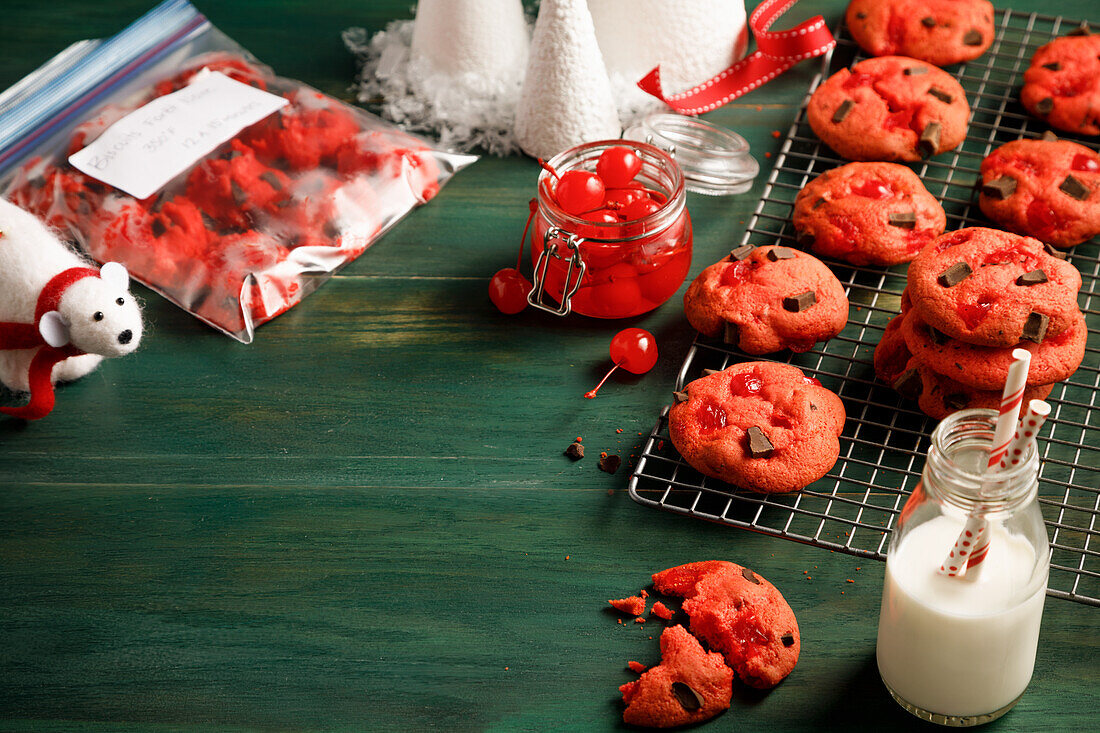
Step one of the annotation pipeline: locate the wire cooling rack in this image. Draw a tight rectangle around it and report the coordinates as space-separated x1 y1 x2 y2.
628 10 1100 606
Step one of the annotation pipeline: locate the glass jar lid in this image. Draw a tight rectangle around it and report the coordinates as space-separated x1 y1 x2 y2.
623 113 759 196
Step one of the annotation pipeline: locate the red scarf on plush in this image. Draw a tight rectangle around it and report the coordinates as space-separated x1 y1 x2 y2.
0 266 99 420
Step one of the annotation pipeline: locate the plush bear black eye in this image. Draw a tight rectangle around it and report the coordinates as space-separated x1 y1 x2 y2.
116 297 125 306
93 311 104 321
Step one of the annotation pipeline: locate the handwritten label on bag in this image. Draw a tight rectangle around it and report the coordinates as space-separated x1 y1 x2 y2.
68 71 288 200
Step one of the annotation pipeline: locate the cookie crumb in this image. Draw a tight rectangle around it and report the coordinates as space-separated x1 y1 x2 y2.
610 596 646 615
628 661 647 673
634 616 646 624
771 130 781 138
652 601 674 620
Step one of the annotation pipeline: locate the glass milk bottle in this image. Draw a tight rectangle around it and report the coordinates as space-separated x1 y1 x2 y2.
876 409 1049 726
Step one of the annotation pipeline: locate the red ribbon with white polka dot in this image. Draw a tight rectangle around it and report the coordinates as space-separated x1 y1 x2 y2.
636 0 836 115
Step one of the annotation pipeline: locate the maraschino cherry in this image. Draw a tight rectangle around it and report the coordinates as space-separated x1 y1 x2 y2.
596 146 642 188
585 328 658 399
489 198 535 314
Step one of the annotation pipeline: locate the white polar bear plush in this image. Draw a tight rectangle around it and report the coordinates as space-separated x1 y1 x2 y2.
0 197 142 420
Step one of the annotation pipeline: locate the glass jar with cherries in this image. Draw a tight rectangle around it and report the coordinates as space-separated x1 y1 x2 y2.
527 140 692 319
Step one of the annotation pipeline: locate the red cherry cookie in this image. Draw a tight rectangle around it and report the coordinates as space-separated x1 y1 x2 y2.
619 625 734 728
846 0 994 67
899 307 1086 390
1020 32 1100 136
979 138 1100 247
668 362 845 494
793 162 946 265
652 561 800 689
875 315 1053 419
907 228 1082 346
683 245 849 354
808 56 969 161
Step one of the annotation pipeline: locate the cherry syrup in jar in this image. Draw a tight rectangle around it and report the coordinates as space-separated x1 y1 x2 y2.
530 140 691 318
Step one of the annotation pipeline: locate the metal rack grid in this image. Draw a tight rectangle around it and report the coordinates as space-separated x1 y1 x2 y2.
628 10 1100 606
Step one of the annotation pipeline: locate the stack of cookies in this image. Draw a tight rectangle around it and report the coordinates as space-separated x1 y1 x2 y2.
875 227 1087 418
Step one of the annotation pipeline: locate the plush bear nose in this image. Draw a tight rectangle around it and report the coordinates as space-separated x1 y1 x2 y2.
118 330 133 345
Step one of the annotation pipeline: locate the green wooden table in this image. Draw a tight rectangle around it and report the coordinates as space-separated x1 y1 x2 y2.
1 1 1097 730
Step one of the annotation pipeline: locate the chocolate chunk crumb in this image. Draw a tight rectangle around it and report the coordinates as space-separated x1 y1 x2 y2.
1016 269 1048 286
904 66 929 76
702 369 721 376
812 197 826 209
1021 312 1049 343
919 122 942 158
673 390 690 404
671 682 703 712
781 633 795 647
963 29 983 46
1041 130 1059 141
1042 61 1062 71
201 212 219 231
28 175 45 189
1036 97 1054 115
921 16 936 27
783 290 817 312
927 326 950 345
723 322 740 345
893 368 923 400
598 454 621 474
742 567 761 584
1066 22 1091 36
767 246 797 261
888 211 917 229
937 261 972 287
222 148 242 160
855 11 866 19
945 393 970 410
729 244 754 261
746 427 774 458
832 99 854 124
259 171 283 190
230 179 247 206
150 219 167 238
796 230 815 248
928 87 954 104
1043 242 1067 259
564 442 584 460
149 193 167 213
981 176 1017 200
1059 175 1090 201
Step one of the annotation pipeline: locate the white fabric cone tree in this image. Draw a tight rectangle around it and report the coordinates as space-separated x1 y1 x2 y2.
410 0 529 81
514 0 622 160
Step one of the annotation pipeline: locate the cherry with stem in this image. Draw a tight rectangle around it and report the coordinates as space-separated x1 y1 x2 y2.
585 328 658 399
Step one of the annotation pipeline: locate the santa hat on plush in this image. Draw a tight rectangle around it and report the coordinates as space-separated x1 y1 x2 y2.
514 0 621 160
0 198 142 420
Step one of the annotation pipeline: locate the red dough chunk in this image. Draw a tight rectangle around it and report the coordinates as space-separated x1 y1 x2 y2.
979 139 1100 247
6 160 109 232
846 0 994 67
668 362 846 494
793 162 946 265
1020 34 1100 136
336 129 443 203
152 53 272 97
652 602 675 621
683 245 849 354
807 56 970 161
652 562 801 689
241 92 360 171
609 596 647 616
907 227 1082 346
185 140 291 230
619 625 734 728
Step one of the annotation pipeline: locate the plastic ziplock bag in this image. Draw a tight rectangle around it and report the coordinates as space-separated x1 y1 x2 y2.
0 0 477 343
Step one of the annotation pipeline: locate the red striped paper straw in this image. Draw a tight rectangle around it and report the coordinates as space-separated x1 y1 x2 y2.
940 349 1031 578
999 400 1051 471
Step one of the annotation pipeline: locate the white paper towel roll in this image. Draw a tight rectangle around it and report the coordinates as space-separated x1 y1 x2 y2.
589 0 748 112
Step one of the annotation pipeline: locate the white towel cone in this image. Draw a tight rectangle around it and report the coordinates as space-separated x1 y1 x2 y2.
514 0 622 160
590 0 749 115
411 0 529 81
